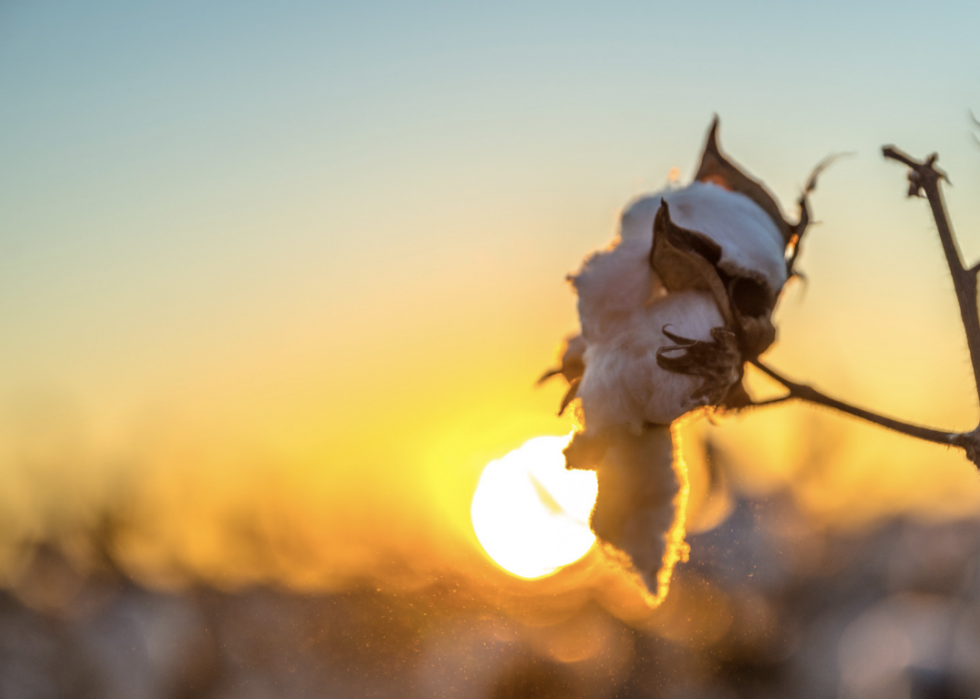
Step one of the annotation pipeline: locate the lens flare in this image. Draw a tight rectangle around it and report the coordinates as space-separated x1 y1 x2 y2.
471 434 598 579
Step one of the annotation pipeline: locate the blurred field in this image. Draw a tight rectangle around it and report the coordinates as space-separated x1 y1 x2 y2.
4 487 980 699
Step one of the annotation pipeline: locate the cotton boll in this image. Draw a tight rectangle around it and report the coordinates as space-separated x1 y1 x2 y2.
548 118 817 602
571 206 737 433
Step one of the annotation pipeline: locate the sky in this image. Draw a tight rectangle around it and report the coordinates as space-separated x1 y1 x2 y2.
0 1 979 590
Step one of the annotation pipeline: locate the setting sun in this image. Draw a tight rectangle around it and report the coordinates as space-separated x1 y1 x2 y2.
471 434 598 579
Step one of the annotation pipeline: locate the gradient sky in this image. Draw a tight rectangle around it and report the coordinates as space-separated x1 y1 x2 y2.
1 1 979 587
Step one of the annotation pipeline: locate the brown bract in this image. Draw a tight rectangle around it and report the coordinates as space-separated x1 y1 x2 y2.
694 117 797 247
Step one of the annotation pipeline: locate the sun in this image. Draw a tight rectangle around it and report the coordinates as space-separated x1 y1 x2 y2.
470 434 598 579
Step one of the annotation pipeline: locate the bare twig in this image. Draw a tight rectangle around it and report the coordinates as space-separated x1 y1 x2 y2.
750 358 963 448
749 146 980 468
882 146 980 397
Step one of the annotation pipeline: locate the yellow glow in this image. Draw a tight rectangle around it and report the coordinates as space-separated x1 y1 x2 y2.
649 422 691 606
471 435 598 579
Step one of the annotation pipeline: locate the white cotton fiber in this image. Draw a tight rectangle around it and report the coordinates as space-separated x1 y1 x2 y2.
575 290 726 431
588 424 685 602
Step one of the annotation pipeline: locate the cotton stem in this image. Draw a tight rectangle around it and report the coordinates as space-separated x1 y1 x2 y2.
750 359 964 450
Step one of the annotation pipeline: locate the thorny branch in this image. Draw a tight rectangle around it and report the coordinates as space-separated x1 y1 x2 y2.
753 146 980 468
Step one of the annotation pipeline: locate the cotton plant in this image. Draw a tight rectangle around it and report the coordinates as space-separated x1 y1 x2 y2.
542 118 980 602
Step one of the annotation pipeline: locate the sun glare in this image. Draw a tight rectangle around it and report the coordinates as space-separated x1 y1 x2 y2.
471 434 598 579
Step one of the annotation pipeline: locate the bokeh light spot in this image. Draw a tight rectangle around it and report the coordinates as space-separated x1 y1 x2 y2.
471 434 598 579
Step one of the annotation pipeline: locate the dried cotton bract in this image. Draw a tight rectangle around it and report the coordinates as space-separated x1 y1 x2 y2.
545 118 819 602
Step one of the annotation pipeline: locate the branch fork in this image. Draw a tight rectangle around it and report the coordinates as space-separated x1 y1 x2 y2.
751 146 980 469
